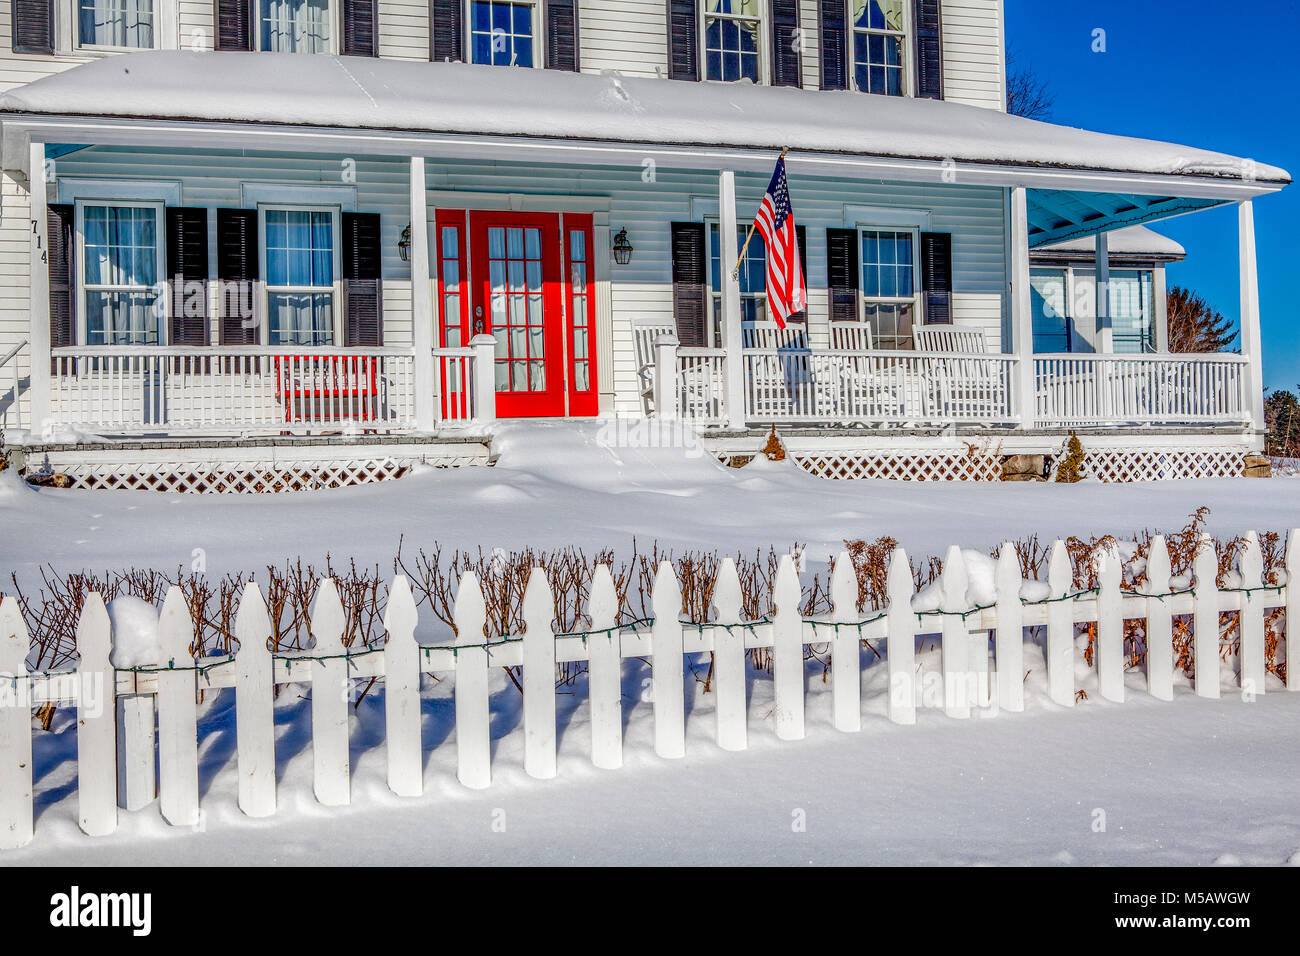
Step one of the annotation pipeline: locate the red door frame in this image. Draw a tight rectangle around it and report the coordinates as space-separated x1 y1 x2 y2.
562 213 599 417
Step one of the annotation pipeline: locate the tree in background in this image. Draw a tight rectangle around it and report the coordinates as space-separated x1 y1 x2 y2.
1005 43 1054 120
1265 389 1300 458
1166 286 1237 353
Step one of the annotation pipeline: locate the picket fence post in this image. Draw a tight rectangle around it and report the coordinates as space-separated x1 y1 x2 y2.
1192 533 1221 699
772 555 805 740
830 551 861 733
157 586 199 827
1045 540 1074 707
1145 535 1175 701
77 592 117 836
234 583 276 817
587 565 622 769
310 579 350 806
1095 544 1125 703
1288 529 1300 692
651 561 685 759
940 546 970 719
523 567 557 780
383 576 422 797
453 571 491 790
1238 531 1265 697
0 596 33 849
712 557 747 751
886 546 916 725
994 543 1024 712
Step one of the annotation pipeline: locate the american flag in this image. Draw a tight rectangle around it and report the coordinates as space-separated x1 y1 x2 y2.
752 155 806 329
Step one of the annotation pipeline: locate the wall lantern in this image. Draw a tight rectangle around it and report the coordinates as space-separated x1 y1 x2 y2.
398 223 412 262
611 227 634 265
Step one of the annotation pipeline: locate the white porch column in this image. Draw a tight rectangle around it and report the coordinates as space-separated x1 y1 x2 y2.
1239 200 1265 434
1094 231 1113 353
27 138 50 435
719 170 747 429
408 155 437 432
1153 263 1170 353
1008 186 1035 429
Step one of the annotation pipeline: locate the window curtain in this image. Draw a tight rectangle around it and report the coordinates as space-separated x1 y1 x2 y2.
83 205 159 345
852 0 903 30
260 0 331 53
79 0 154 48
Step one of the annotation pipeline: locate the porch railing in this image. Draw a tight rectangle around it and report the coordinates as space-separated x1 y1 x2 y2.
1 340 24 432
1034 353 1250 425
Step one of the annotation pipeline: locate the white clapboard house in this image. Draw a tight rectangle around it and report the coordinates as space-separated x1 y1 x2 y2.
0 0 1287 489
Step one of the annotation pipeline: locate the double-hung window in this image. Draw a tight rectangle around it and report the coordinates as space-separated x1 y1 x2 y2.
262 206 340 346
860 227 918 350
470 0 536 66
703 0 762 83
77 0 155 49
709 222 766 345
851 0 906 96
1030 268 1071 353
78 202 165 346
258 0 334 53
1108 270 1156 354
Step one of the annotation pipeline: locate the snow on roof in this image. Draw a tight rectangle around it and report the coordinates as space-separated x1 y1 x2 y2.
1036 225 1186 258
0 52 1289 184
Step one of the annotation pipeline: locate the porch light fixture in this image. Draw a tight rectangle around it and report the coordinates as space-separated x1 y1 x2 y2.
398 223 412 262
612 227 633 265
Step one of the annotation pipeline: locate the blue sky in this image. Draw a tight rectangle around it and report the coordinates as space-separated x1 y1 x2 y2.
1004 0 1299 391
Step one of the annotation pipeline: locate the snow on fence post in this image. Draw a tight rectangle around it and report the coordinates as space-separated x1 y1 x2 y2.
311 579 350 807
1145 535 1175 702
651 561 685 759
994 543 1024 713
1045 540 1075 708
1095 544 1125 704
453 571 491 789
830 550 861 733
0 596 33 849
1288 529 1300 692
235 583 275 817
772 554 805 741
886 546 916 725
940 546 970 719
77 593 117 837
1192 533 1222 699
522 567 557 780
711 557 747 751
383 576 422 797
1238 531 1265 697
157 586 199 828
587 565 623 769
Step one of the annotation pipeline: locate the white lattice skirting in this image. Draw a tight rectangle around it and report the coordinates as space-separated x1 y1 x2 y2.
1078 449 1244 482
791 451 1004 481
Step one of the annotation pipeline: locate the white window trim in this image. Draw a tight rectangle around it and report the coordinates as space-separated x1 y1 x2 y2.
241 182 356 211
844 205 930 230
73 198 168 346
856 223 920 345
466 0 543 69
257 203 344 347
58 0 176 55
59 178 182 206
699 1 768 86
253 0 340 55
847 0 912 97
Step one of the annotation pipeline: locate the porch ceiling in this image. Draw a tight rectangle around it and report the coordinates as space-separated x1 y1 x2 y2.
1026 188 1224 247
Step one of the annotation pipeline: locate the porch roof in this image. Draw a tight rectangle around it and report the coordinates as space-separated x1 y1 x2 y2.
0 52 1289 189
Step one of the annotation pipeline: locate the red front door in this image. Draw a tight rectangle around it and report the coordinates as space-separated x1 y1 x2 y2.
435 210 597 418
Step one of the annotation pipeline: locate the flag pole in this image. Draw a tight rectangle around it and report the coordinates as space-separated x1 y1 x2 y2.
731 148 789 280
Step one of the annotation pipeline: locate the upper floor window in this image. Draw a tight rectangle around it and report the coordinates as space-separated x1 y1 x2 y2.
860 227 917 350
78 0 154 49
852 0 906 96
470 0 536 67
258 0 333 54
703 0 761 83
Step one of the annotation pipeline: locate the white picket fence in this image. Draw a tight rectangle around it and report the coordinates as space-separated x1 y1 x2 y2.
2 530 1298 849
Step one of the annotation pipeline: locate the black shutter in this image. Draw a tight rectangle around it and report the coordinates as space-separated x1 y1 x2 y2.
769 0 801 88
826 228 858 324
216 208 259 345
670 222 707 347
342 213 383 346
913 0 943 100
817 0 847 91
341 0 378 57
12 0 53 54
215 0 253 51
788 224 808 322
430 0 463 61
920 231 952 324
666 0 699 82
545 0 580 71
166 207 210 345
47 204 74 352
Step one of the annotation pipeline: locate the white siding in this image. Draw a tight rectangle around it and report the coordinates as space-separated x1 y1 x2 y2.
379 0 429 62
579 0 666 77
940 0 1005 111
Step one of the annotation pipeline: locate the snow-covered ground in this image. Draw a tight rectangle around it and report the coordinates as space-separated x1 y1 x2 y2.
4 421 1300 865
